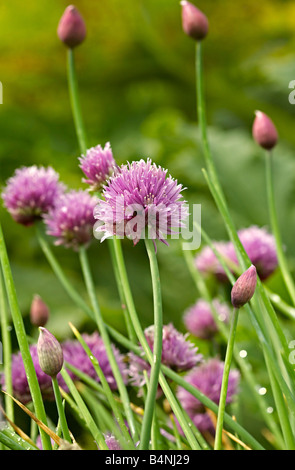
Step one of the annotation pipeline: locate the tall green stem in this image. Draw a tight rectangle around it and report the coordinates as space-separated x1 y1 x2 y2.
67 48 87 155
265 150 295 305
78 245 138 442
214 307 239 450
139 238 163 450
0 221 52 450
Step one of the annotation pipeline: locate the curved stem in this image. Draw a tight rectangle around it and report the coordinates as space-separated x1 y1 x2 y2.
139 238 163 450
67 48 87 155
265 150 295 305
214 307 240 450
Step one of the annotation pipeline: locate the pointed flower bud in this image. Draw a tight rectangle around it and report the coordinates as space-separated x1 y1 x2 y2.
57 5 86 49
252 111 278 150
30 295 50 327
37 328 64 378
231 265 257 309
180 1 209 41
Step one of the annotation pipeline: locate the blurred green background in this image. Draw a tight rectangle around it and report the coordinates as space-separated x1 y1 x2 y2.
1 0 295 344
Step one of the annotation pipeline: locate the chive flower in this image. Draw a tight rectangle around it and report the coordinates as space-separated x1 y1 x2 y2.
79 142 116 192
195 226 278 281
128 323 202 393
1 166 65 226
94 158 188 246
44 189 98 250
177 358 240 434
184 299 230 339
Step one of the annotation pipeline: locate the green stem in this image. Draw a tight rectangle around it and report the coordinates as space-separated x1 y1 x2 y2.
67 48 87 155
78 245 138 442
214 307 240 450
265 150 295 305
0 221 52 450
51 376 71 443
139 238 163 450
0 269 14 422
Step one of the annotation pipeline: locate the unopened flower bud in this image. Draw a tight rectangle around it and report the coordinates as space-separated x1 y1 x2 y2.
252 111 278 150
57 5 86 49
30 295 50 327
231 265 257 309
180 1 209 41
37 328 64 378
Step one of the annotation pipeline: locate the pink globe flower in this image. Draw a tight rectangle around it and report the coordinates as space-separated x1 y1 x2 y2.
2 166 65 226
44 189 98 250
94 158 188 246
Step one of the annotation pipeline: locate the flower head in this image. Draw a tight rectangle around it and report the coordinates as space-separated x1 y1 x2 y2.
57 5 86 48
177 358 240 434
180 1 209 41
184 299 230 339
2 166 65 226
44 189 98 250
79 142 116 192
252 110 278 150
94 159 188 246
128 323 202 393
195 226 277 281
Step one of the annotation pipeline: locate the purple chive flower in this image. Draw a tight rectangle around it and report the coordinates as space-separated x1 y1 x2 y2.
1 166 65 226
128 324 202 394
104 434 122 450
195 226 277 281
184 299 230 340
195 241 234 282
62 332 128 390
44 189 98 250
2 332 127 404
79 142 116 192
177 358 240 434
94 159 188 246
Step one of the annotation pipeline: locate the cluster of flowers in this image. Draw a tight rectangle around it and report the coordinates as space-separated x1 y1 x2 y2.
0 131 277 445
